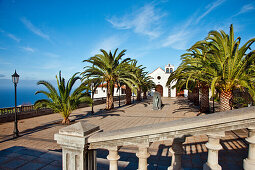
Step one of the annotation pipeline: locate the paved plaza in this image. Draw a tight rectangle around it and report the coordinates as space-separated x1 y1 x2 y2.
0 97 249 169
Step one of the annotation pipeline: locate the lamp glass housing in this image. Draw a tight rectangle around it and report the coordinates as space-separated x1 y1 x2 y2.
12 70 19 84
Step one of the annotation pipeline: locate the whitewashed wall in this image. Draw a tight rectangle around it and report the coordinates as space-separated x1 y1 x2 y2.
148 67 176 97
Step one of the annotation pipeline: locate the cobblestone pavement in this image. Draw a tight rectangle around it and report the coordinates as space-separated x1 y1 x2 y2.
0 97 248 169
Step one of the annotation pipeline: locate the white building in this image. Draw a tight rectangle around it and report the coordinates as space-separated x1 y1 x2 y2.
93 83 125 98
148 64 176 97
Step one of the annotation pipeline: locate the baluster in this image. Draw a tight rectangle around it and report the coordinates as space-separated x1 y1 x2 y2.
203 132 225 170
107 146 120 170
244 128 255 170
136 144 150 170
168 137 185 170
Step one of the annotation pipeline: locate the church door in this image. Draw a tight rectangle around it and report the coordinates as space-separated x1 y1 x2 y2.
155 85 163 96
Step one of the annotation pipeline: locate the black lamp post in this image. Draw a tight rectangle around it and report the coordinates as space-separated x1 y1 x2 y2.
12 70 19 138
91 83 94 114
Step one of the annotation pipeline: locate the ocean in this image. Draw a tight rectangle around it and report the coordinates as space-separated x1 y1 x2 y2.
0 79 82 108
0 88 45 108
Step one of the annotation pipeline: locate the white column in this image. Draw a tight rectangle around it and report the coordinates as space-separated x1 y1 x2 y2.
62 145 88 170
244 128 255 170
168 138 185 170
203 132 224 170
54 121 100 170
136 146 150 170
107 147 120 170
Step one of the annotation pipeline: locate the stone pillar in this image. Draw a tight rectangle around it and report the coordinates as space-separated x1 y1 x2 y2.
107 147 120 170
87 149 97 170
203 132 225 170
244 128 255 170
136 145 150 170
54 121 100 170
168 138 185 170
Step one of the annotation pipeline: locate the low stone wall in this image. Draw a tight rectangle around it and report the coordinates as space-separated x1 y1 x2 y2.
0 95 126 123
0 108 53 123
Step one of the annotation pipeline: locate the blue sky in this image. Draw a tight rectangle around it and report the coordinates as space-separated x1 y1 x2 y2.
0 0 255 86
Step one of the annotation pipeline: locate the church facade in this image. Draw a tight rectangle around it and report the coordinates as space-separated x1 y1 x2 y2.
148 64 176 98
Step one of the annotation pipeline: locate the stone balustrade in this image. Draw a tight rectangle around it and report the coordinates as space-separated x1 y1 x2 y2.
55 107 255 170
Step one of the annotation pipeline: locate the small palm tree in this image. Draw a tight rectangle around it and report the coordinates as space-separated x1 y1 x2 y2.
34 71 92 124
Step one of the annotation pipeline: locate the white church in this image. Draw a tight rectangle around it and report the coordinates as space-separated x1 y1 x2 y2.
93 64 176 98
148 64 176 98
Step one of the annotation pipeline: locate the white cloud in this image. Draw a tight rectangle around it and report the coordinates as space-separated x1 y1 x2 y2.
162 31 190 50
0 29 21 42
196 0 225 24
233 4 255 17
21 17 50 40
107 3 166 39
41 61 61 70
21 46 35 52
162 16 196 50
7 33 20 42
44 52 60 58
163 0 225 50
90 35 125 55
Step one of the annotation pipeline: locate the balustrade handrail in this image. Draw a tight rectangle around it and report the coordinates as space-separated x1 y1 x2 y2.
0 105 35 115
88 106 255 146
55 106 255 170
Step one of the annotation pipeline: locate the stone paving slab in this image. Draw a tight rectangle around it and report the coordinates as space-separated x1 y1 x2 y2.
0 97 249 169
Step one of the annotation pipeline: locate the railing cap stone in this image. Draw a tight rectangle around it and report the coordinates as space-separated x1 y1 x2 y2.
59 121 99 137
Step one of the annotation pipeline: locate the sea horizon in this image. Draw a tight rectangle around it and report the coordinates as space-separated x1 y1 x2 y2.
0 88 45 108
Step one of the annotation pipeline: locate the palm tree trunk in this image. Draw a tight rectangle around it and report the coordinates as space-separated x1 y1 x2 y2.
137 88 141 101
143 90 147 100
220 90 233 111
190 90 194 102
200 85 210 113
62 117 70 124
193 87 199 106
106 82 114 110
125 85 131 105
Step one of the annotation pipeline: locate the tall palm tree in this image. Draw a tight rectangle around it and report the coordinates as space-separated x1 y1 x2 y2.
82 48 137 110
188 41 213 113
206 24 255 111
167 52 200 107
129 60 145 101
125 85 132 104
34 71 92 124
141 74 155 99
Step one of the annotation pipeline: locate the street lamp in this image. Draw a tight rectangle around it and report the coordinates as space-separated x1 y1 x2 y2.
12 70 19 138
91 83 94 114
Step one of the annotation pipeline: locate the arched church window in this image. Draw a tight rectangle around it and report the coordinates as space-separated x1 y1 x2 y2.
166 68 169 73
170 68 173 73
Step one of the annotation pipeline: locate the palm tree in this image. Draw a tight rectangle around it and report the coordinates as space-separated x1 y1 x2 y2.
206 24 255 111
188 41 212 113
82 48 137 110
125 85 132 104
129 60 145 101
167 52 200 107
34 71 92 124
141 74 155 99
